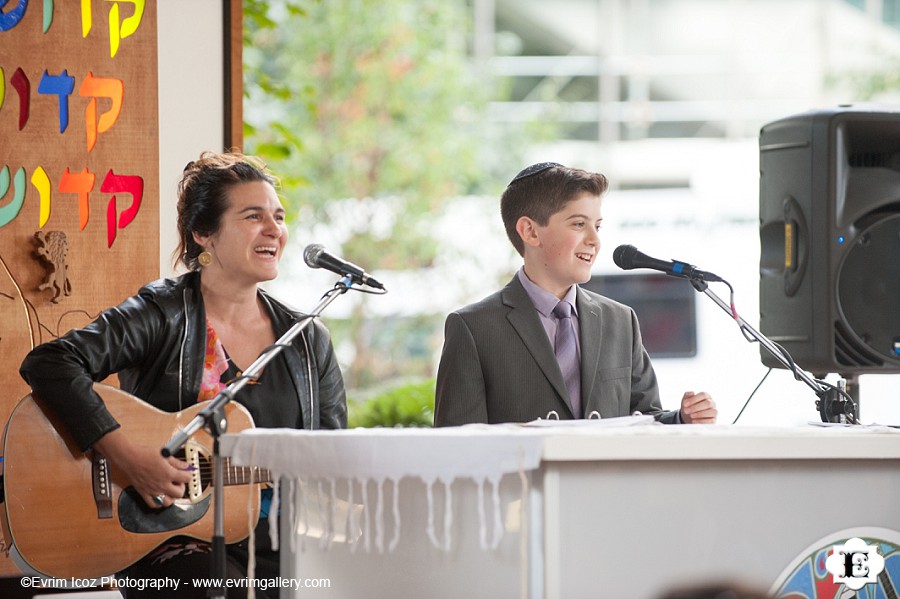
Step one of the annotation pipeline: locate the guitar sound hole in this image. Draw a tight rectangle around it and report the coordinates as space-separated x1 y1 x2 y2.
118 487 210 534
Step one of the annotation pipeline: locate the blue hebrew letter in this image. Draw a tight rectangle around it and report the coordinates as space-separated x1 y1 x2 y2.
38 70 76 133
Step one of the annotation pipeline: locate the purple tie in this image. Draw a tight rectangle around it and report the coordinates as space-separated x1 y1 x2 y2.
552 300 581 418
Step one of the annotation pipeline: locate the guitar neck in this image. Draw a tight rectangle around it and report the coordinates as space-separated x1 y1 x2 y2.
223 460 272 486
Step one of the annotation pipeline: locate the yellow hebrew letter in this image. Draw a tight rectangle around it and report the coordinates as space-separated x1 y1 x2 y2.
105 0 146 58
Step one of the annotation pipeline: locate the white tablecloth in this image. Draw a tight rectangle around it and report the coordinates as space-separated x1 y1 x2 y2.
218 419 899 555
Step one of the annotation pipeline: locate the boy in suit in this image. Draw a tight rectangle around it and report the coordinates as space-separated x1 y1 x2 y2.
434 162 716 426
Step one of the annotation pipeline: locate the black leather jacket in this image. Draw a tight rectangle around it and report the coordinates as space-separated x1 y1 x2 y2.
20 271 347 451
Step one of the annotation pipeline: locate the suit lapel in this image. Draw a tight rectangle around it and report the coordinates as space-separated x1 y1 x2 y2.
576 288 604 417
502 277 573 416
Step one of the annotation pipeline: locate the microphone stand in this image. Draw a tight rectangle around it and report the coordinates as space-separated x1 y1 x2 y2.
687 277 858 424
161 276 355 598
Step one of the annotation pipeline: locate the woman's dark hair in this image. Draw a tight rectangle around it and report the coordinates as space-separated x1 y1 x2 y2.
173 151 278 270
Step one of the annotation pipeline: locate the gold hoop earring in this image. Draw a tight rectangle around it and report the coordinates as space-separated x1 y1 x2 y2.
197 250 213 267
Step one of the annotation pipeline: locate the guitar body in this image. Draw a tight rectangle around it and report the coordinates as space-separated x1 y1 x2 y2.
2 384 261 579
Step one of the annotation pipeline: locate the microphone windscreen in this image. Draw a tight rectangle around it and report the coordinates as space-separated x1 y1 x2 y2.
612 244 637 270
303 244 325 268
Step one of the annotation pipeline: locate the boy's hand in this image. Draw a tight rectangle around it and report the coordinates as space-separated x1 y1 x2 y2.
680 391 717 424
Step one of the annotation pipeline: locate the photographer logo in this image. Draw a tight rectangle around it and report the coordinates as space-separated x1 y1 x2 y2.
824 537 886 590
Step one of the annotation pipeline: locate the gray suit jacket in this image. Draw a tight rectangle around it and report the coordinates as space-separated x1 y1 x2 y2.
434 275 677 425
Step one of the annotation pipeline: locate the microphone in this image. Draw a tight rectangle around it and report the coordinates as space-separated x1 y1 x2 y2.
303 244 385 289
612 244 721 282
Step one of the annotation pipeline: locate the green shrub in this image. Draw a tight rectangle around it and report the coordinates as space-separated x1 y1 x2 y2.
348 379 435 428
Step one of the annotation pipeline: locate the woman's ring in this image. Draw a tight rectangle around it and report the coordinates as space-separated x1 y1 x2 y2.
153 494 165 505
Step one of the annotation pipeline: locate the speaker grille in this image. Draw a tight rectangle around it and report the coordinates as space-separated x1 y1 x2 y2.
834 321 884 368
848 152 892 167
836 213 900 367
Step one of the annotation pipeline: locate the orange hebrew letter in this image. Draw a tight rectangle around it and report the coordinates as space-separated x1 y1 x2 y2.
58 168 96 230
79 72 124 152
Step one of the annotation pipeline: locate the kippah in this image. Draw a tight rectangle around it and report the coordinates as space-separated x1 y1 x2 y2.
509 162 564 185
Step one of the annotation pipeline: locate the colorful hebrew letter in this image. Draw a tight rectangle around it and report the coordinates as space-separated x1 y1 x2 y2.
58 168 96 230
105 196 116 247
106 0 145 58
38 70 76 133
0 67 5 111
100 169 143 247
0 166 27 228
31 166 52 227
0 0 28 31
79 73 124 152
81 0 91 37
11 68 30 130
42 0 54 33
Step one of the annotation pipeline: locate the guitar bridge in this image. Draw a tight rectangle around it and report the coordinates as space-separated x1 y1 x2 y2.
183 442 205 502
92 452 113 519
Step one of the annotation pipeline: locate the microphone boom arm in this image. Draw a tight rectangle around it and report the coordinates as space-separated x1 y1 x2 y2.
160 274 356 598
688 278 825 396
162 276 353 457
611 243 856 423
691 279 827 395
688 277 856 423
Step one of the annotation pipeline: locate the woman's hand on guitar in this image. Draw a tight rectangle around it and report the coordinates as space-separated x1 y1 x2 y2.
92 428 193 508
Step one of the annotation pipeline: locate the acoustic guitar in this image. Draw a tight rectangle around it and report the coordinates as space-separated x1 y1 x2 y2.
1 384 269 579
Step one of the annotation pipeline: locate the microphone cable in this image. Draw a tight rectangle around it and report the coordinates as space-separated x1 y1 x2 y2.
715 274 770 424
732 367 772 424
712 275 859 425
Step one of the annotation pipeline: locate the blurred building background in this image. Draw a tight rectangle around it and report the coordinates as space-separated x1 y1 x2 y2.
246 0 900 426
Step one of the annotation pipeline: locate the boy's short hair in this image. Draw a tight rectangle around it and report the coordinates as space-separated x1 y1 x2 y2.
500 163 609 256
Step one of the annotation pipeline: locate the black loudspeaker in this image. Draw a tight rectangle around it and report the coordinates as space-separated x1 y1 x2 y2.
759 106 900 375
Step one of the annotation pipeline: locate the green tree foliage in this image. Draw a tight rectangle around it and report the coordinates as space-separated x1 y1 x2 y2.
243 0 492 222
830 62 900 101
243 0 523 389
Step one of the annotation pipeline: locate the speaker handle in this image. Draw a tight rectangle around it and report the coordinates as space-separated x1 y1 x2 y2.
783 195 808 297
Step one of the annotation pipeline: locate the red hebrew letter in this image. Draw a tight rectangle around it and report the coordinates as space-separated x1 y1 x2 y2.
100 169 143 247
11 68 30 130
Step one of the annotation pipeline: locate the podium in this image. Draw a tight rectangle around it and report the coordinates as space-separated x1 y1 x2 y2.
220 422 900 599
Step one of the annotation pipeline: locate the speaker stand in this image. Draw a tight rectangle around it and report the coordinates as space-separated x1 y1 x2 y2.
815 374 860 424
